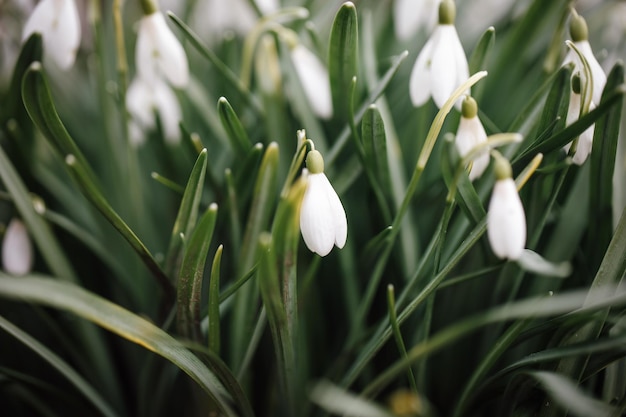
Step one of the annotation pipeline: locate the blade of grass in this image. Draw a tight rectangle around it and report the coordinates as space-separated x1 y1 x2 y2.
328 1 358 121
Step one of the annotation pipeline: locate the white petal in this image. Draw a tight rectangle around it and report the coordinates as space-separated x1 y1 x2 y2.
2 219 33 276
394 0 440 41
291 45 333 119
153 81 183 144
191 0 257 40
456 116 489 180
431 25 466 109
487 178 526 260
255 0 279 14
564 92 596 164
300 173 347 256
409 28 438 107
126 77 155 129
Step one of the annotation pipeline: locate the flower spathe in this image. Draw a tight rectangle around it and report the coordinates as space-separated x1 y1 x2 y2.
136 11 189 88
290 44 333 119
409 0 469 109
2 219 34 276
455 96 489 180
300 150 347 256
22 0 81 70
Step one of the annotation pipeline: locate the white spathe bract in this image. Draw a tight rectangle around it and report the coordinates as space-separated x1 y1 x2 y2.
22 0 80 70
291 44 333 119
563 91 595 165
126 76 182 146
136 12 189 88
2 219 33 276
563 41 606 104
487 178 526 260
410 24 469 108
393 0 440 41
300 171 347 256
456 115 489 180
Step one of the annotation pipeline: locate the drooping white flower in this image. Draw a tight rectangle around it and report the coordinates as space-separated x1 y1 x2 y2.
563 74 595 165
135 11 189 88
487 157 526 260
393 0 441 41
300 150 347 256
562 13 606 104
290 44 333 119
2 218 33 276
126 76 182 146
409 0 469 109
21 0 81 70
455 96 489 180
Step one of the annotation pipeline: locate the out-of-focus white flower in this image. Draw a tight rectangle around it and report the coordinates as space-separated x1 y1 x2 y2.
487 157 526 260
563 74 595 165
190 0 278 41
393 0 440 41
2 219 33 276
126 76 182 146
21 0 80 70
290 44 333 119
455 96 489 180
562 13 606 104
300 150 347 256
409 0 469 109
135 11 189 88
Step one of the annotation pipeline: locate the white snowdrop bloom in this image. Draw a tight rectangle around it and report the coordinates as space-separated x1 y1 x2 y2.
290 44 333 119
2 218 33 276
563 75 595 165
393 0 440 41
455 96 489 181
409 0 469 109
126 76 182 146
487 158 526 260
300 150 347 256
190 0 258 41
136 11 189 88
21 0 80 70
562 14 606 104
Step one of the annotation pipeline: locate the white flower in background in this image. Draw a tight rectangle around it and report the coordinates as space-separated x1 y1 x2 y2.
21 0 81 70
562 13 606 104
190 0 277 41
393 0 440 41
2 219 33 276
455 96 489 180
126 76 182 146
136 11 189 88
563 74 595 165
300 150 347 256
290 44 333 119
487 156 526 260
409 0 469 109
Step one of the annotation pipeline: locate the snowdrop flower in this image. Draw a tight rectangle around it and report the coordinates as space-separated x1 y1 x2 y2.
563 74 595 165
126 76 182 146
562 13 606 104
290 44 333 119
455 96 489 180
135 11 189 88
300 150 347 256
190 0 277 41
409 0 469 109
21 0 81 70
393 0 440 41
2 218 33 276
487 155 526 260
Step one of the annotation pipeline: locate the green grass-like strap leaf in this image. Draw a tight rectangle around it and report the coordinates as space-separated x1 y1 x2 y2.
329 1 358 120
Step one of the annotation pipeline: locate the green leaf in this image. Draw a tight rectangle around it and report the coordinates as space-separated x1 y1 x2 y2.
0 274 236 416
515 249 572 278
217 97 251 156
361 104 391 196
208 245 223 355
469 27 495 75
328 1 358 120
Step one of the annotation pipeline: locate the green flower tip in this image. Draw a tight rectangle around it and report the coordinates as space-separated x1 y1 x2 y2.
140 0 159 15
571 73 581 95
461 96 478 118
306 150 324 174
439 0 456 25
494 154 512 180
569 14 588 42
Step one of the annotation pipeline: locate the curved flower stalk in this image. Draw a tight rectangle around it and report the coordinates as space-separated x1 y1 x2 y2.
126 76 182 146
300 150 347 256
409 0 469 109
393 0 441 41
21 0 81 70
562 12 606 104
2 219 34 276
290 43 333 119
487 155 526 260
563 74 595 165
135 11 189 88
455 96 489 180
